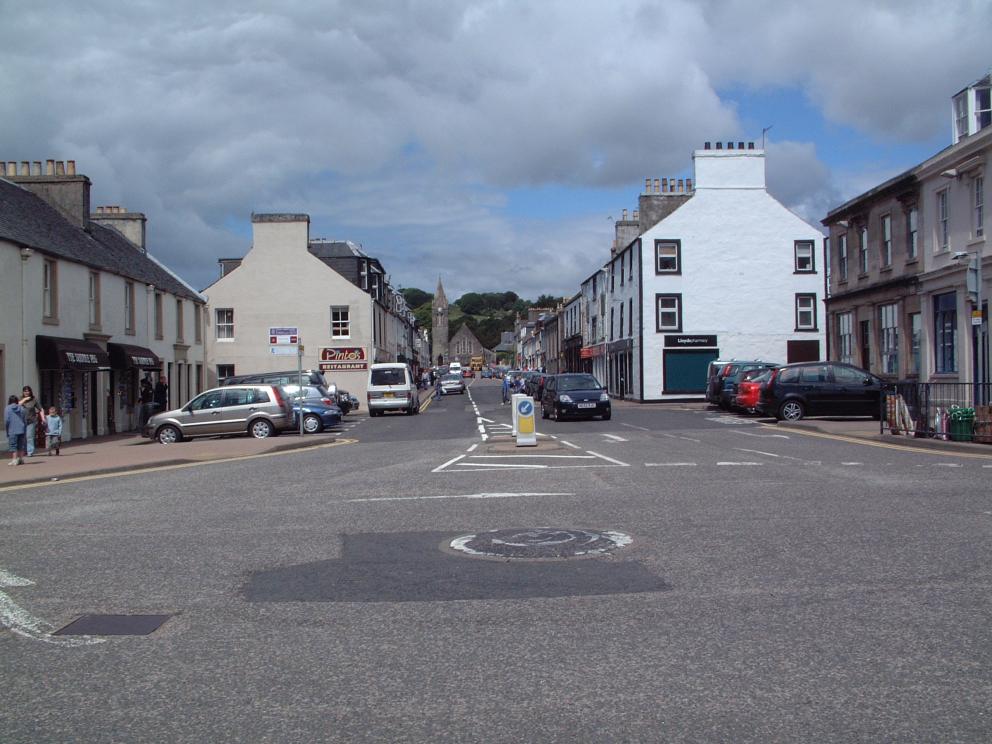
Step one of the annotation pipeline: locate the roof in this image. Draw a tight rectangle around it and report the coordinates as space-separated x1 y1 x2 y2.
307 240 369 259
0 178 202 302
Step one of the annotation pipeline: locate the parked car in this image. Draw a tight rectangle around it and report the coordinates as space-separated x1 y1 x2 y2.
367 363 419 416
480 368 493 379
525 371 549 399
734 368 775 413
757 362 884 421
717 361 779 410
440 373 466 395
705 359 737 404
282 384 343 433
143 384 295 443
221 369 328 389
462 367 475 379
541 373 611 421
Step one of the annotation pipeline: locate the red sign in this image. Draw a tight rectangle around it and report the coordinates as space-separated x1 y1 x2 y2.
319 347 368 369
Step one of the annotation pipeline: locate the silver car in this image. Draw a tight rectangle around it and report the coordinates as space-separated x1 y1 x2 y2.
143 385 295 443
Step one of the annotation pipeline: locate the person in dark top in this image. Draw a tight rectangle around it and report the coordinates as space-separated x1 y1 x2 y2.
139 376 154 428
153 378 168 411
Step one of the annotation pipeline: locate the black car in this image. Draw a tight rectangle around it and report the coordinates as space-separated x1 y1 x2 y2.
541 374 611 421
757 362 884 421
526 371 550 400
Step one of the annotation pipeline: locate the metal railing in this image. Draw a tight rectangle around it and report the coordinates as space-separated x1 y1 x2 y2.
882 382 992 443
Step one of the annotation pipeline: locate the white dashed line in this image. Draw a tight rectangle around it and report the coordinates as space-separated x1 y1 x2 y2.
717 461 762 466
602 433 628 442
621 423 650 431
586 451 630 466
645 462 697 467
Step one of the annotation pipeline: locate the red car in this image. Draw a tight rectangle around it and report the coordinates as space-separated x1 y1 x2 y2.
735 368 775 412
462 368 475 378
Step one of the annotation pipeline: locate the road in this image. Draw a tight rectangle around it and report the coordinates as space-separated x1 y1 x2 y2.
2 378 991 742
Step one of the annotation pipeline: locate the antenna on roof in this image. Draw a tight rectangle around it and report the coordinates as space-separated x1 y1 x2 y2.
761 125 773 149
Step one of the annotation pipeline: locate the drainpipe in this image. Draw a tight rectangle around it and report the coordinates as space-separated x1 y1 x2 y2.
20 248 33 383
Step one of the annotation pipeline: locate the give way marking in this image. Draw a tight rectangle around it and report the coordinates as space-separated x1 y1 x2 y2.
0 568 104 646
433 449 630 473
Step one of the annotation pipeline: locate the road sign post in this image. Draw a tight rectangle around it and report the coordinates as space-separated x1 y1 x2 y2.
515 396 537 447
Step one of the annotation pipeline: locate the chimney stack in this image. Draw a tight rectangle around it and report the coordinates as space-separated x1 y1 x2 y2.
654 178 660 193
3 157 92 229
645 178 651 192
92 204 147 253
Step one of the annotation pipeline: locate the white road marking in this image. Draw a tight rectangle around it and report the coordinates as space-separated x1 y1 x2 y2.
586 450 630 466
731 430 790 439
717 461 762 466
841 462 863 466
602 434 628 442
432 455 466 472
935 463 963 468
467 444 478 452
479 417 495 423
560 440 581 449
645 462 697 467
734 447 802 461
621 423 650 431
460 462 548 468
0 569 104 646
707 417 755 426
470 454 597 459
343 492 573 504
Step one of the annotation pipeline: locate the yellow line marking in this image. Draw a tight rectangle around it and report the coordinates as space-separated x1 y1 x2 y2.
763 425 992 459
0 438 358 493
420 396 433 412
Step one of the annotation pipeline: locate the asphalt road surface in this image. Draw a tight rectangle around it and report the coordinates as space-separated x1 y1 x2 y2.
3 378 991 742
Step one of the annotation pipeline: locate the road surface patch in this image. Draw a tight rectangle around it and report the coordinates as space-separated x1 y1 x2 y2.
449 528 631 560
54 614 172 636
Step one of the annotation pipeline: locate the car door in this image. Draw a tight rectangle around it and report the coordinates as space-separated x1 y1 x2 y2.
543 376 556 408
831 365 880 416
219 387 257 433
797 364 832 415
181 390 226 436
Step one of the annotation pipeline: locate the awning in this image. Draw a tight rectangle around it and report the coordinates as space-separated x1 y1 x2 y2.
36 335 111 371
108 343 161 370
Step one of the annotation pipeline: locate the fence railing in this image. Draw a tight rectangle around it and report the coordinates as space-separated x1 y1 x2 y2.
883 382 992 443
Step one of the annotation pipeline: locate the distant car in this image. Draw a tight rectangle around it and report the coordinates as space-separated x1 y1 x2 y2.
282 384 343 433
480 368 493 379
757 362 884 421
734 368 775 413
541 373 611 421
705 359 737 404
525 371 548 399
462 367 474 379
367 363 419 416
717 361 778 410
143 384 295 443
440 373 466 395
221 369 328 389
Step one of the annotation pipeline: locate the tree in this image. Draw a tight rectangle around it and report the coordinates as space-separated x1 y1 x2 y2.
534 294 562 308
401 288 432 308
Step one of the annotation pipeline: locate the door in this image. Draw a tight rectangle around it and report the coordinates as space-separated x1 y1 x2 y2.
220 387 261 433
180 389 226 436
796 364 832 415
830 364 879 415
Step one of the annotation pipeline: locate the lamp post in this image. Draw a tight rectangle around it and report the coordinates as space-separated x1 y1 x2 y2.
953 250 985 403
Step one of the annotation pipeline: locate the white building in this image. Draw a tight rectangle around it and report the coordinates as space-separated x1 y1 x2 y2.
204 214 420 394
587 143 824 400
0 160 206 439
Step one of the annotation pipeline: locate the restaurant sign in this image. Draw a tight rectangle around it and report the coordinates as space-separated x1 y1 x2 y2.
319 346 368 370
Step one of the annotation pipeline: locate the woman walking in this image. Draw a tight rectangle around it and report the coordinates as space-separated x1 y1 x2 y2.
5 395 27 466
20 386 41 457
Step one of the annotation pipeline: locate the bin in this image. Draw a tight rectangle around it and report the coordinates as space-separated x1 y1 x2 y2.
949 407 975 442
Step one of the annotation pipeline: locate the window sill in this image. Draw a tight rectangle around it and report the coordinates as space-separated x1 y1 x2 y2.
216 338 235 343
879 266 893 273
857 273 869 280
794 327 819 333
967 237 985 248
42 316 59 326
904 258 919 266
793 269 816 275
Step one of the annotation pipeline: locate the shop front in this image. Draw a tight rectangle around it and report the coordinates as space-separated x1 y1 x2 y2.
662 335 719 395
36 335 111 442
108 343 161 433
607 338 634 399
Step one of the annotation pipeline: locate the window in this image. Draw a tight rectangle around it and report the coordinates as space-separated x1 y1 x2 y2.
125 282 135 334
628 297 633 336
619 257 624 287
359 260 368 290
655 240 681 274
975 175 984 238
216 308 234 340
794 240 814 272
858 225 868 274
619 305 624 338
154 292 164 339
937 190 949 250
933 292 957 373
954 93 969 140
217 364 234 381
977 86 991 132
629 249 634 281
860 320 871 370
906 207 918 261
795 294 817 331
879 303 898 374
909 312 921 375
610 307 615 341
656 294 682 332
42 259 57 320
194 304 202 344
330 306 350 338
176 299 184 342
88 271 100 328
837 312 854 365
880 215 892 268
838 233 848 281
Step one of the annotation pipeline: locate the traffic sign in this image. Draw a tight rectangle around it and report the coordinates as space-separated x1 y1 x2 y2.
515 396 537 447
269 326 299 345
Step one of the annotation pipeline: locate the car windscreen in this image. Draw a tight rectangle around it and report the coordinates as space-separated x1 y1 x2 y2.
442 374 461 382
371 369 406 386
557 375 602 391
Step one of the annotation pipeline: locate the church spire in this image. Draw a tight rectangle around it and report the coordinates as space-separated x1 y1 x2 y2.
435 275 448 305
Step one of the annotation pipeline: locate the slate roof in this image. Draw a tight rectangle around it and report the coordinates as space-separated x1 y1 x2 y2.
307 240 369 259
0 178 202 302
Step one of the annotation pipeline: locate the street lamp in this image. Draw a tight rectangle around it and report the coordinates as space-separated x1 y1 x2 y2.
952 250 985 403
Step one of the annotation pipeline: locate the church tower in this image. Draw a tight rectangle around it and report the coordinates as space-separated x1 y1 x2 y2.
431 276 449 365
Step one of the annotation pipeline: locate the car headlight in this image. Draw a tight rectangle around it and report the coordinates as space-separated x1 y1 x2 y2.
600 393 610 402
559 394 573 403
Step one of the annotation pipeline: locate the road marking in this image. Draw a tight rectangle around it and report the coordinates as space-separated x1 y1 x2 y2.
717 461 762 466
467 444 478 452
0 438 359 492
460 462 547 468
765 425 992 459
343 492 574 504
841 462 863 466
471 454 597 459
0 570 104 646
645 462 697 467
586 450 630 466
734 447 803 461
560 440 581 449
621 423 650 431
731 430 790 439
602 434 628 442
479 417 495 423
432 455 466 472
935 463 963 468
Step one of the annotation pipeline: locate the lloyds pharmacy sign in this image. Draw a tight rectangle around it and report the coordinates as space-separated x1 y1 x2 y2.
664 335 717 348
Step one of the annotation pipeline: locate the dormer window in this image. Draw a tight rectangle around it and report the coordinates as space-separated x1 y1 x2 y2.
954 92 969 141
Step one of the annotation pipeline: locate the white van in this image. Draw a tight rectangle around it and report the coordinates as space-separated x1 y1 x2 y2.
367 363 419 417
448 362 462 374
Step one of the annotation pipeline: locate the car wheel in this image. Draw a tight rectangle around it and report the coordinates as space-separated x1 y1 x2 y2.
551 406 559 421
602 410 612 421
303 414 323 434
778 400 805 421
156 425 182 444
541 404 548 419
250 419 275 438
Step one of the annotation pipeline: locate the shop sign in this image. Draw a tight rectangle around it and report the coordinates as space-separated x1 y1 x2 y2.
319 346 368 370
131 355 157 367
664 335 717 348
66 351 100 365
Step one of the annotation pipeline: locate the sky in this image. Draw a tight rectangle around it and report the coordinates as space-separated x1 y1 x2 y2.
1 0 990 303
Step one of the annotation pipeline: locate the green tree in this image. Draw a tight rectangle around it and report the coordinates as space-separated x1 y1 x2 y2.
401 288 432 308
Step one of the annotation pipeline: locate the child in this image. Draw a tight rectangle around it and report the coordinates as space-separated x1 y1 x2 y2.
4 395 27 466
45 406 63 456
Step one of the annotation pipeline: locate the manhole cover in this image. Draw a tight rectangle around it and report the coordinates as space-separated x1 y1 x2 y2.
449 528 632 560
53 614 172 636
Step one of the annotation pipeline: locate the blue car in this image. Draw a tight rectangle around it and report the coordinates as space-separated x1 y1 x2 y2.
293 402 343 433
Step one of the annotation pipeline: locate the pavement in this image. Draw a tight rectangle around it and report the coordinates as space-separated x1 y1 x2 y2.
3 389 988 488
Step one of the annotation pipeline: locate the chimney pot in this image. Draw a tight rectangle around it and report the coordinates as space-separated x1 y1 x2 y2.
686 178 692 191
7 162 15 175
45 159 55 175
662 177 668 192
704 141 711 150
67 160 76 176
32 161 42 175
622 208 628 220
727 142 734 150
20 161 30 175
632 209 639 221
748 141 755 149
644 178 651 193
654 178 660 193
55 161 65 175
715 142 723 150
738 141 745 150
0 162 5 177
677 179 684 192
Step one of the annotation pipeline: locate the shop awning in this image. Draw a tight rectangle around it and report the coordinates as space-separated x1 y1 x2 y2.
36 335 111 371
108 343 161 370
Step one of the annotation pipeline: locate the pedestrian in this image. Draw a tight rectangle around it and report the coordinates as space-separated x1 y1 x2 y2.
20 386 40 457
5 395 27 466
45 406 63 456
502 374 511 405
154 377 168 411
434 374 443 400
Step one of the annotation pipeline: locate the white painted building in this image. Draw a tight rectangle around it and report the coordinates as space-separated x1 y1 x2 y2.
585 144 824 400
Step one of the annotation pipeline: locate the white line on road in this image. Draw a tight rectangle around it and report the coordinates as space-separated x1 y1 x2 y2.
470 454 597 459
479 417 495 423
460 462 548 468
586 450 631 466
432 455 466 472
841 462 863 466
467 444 478 452
717 461 762 466
731 430 790 439
343 492 574 504
621 423 650 431
645 462 697 467
602 433 628 442
734 447 802 461
560 440 582 449
0 569 104 647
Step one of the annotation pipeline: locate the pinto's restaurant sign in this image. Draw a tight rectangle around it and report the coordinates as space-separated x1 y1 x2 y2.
319 346 368 371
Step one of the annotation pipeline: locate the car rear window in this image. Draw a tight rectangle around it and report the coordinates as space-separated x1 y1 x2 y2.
253 389 270 404
557 375 601 391
371 369 406 386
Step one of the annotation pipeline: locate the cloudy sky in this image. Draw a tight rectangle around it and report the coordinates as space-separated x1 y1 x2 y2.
2 1 989 301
